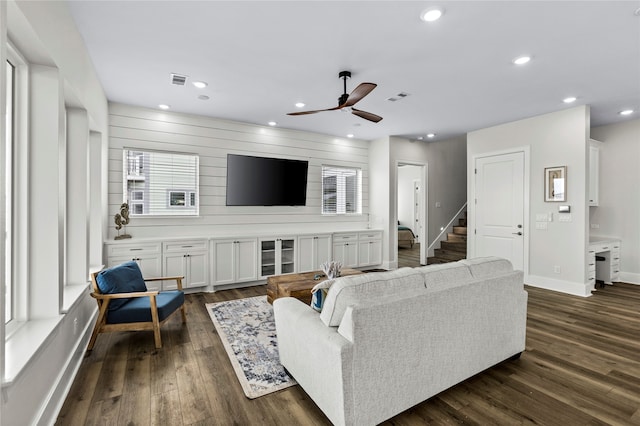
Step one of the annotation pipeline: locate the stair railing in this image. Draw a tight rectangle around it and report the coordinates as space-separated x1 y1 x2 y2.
427 202 468 257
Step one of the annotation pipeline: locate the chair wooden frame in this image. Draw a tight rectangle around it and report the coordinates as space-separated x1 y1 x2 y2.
88 272 187 350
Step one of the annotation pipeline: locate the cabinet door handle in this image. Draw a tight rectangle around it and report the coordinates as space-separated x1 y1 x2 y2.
130 248 143 251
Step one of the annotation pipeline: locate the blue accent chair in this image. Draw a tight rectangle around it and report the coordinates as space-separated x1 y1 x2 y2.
88 261 187 350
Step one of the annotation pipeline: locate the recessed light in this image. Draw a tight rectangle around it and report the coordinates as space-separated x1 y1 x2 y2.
198 95 210 100
295 102 305 108
427 133 436 138
421 7 444 22
158 104 170 110
347 134 354 138
192 81 208 89
563 96 577 103
417 136 424 140
513 56 531 65
619 109 634 116
268 121 277 126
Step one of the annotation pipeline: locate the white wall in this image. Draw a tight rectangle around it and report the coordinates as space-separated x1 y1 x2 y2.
1 1 108 424
107 103 370 240
369 137 392 267
468 106 591 296
591 118 640 284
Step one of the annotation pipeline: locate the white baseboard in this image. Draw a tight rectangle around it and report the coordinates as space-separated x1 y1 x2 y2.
525 274 592 297
619 271 640 285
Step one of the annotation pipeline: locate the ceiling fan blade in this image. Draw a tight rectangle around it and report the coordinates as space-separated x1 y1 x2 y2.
342 82 377 107
351 108 383 123
287 106 341 116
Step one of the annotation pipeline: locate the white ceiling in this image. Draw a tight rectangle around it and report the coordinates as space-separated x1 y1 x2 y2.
68 1 640 141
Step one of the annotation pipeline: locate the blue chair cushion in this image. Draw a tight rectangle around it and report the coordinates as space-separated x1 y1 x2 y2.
106 291 185 324
96 261 147 311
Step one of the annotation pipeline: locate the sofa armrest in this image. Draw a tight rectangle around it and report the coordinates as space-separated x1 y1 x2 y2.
273 297 354 426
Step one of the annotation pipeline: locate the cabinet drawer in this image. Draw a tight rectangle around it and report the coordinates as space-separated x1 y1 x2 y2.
358 231 382 241
108 242 161 257
163 240 208 252
333 233 358 242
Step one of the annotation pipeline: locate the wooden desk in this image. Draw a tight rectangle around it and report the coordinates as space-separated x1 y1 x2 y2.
267 268 363 305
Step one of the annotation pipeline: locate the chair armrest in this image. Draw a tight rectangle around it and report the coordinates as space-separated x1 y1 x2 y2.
144 276 184 282
91 290 159 300
144 276 184 291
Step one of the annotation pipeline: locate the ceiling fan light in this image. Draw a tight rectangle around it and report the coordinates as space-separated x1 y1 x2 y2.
421 8 443 22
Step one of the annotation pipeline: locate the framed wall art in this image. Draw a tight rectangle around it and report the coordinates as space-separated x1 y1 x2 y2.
544 166 566 202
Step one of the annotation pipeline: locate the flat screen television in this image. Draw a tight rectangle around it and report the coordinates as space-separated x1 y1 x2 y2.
225 154 308 206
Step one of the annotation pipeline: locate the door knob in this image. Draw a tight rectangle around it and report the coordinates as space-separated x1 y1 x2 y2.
512 232 522 236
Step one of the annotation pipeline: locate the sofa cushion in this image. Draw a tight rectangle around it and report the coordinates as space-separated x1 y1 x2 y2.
319 268 425 326
106 290 184 324
96 261 147 311
414 262 474 291
460 257 513 278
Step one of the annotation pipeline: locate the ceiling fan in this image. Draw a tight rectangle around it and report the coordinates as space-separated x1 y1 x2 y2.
287 71 383 123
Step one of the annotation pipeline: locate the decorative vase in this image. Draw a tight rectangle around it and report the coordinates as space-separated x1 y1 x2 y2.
320 260 342 279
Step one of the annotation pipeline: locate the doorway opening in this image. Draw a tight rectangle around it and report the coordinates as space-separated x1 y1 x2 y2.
396 162 427 267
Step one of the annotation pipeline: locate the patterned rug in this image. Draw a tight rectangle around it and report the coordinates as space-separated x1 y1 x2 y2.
205 295 297 399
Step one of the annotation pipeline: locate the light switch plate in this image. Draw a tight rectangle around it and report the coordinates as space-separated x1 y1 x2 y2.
558 214 572 222
535 222 548 230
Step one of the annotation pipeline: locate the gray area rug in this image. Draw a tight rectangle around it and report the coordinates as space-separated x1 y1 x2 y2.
206 295 297 399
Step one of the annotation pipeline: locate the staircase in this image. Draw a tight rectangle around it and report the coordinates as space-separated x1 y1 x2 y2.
427 212 467 265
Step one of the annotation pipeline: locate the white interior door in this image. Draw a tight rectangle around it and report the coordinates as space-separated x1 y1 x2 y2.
474 152 524 270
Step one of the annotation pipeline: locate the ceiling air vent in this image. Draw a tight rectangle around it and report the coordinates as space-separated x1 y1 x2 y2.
386 92 410 102
170 73 188 86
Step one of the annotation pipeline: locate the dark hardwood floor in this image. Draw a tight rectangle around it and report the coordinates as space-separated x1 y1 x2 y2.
398 242 422 268
56 281 640 425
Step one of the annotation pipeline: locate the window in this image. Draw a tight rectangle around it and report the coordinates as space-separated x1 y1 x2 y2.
321 166 361 215
4 59 14 325
123 149 199 216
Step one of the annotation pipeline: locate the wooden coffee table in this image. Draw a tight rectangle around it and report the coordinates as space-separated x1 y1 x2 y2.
267 268 363 305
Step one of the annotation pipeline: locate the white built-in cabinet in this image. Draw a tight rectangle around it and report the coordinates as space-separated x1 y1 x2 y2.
162 240 209 289
589 139 602 207
297 234 333 273
333 231 383 268
211 238 258 286
259 237 296 278
332 233 360 268
358 231 383 267
105 229 382 290
105 242 164 290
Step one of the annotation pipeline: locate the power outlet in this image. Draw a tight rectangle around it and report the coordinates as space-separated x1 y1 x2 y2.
553 265 561 274
591 223 600 229
73 317 79 335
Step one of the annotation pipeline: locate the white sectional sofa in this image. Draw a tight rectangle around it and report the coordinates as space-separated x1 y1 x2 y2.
273 257 527 426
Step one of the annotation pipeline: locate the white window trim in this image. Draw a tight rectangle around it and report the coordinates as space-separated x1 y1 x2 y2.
5 41 29 337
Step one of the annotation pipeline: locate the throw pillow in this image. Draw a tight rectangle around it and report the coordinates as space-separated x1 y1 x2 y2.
310 278 336 312
96 261 148 311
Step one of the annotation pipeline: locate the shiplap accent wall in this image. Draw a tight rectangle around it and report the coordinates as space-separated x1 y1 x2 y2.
108 103 370 239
